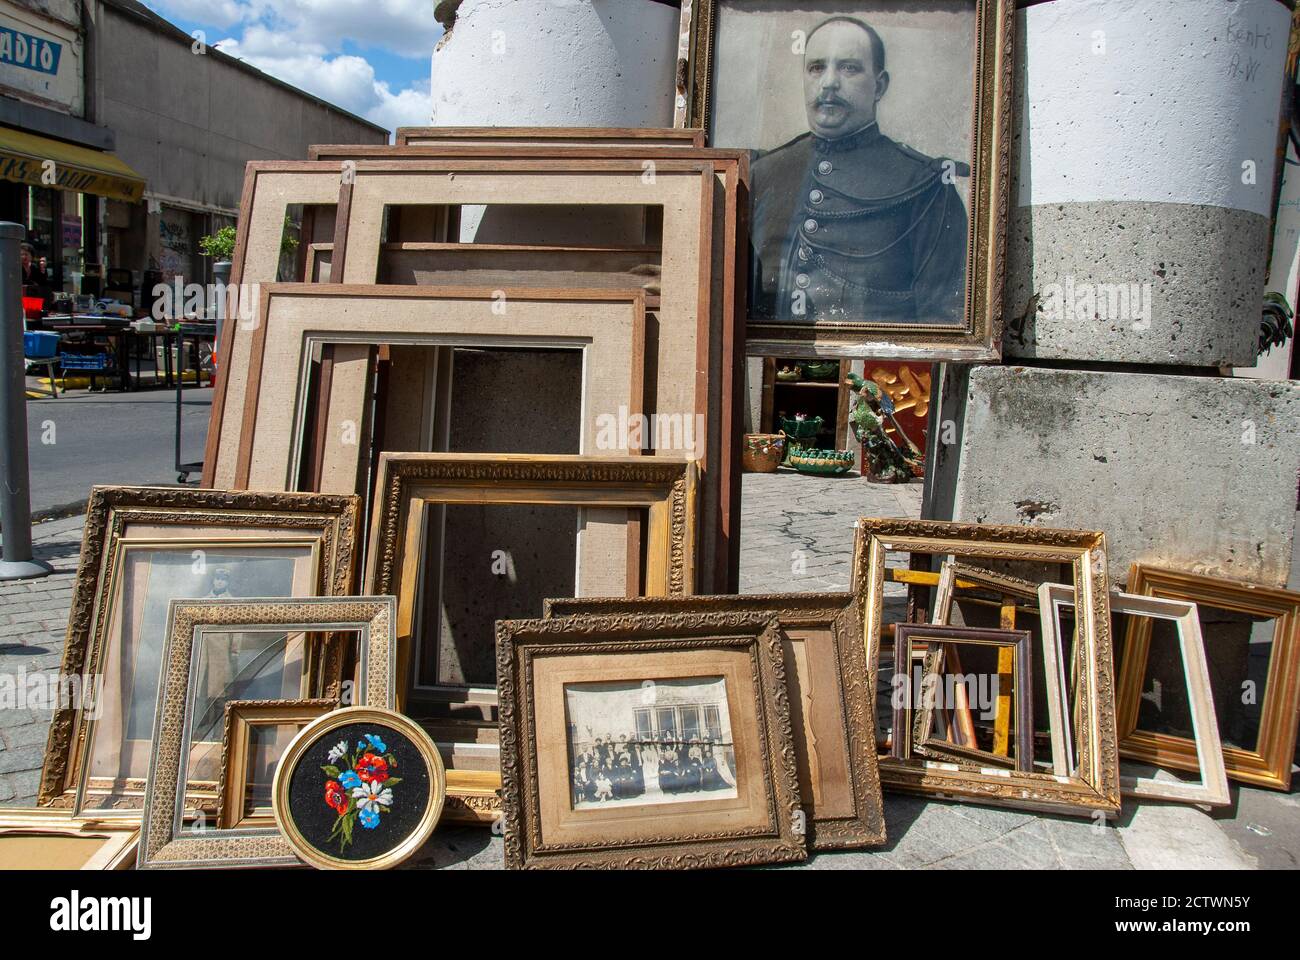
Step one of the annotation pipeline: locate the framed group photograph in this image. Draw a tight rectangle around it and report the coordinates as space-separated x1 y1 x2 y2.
496 611 806 869
685 0 1013 359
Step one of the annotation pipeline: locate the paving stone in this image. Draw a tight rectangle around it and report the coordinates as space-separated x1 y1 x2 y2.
0 743 46 775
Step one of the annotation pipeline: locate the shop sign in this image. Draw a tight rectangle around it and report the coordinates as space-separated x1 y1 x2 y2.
0 2 82 115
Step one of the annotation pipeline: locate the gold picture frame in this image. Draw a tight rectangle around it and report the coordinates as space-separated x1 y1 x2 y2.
216 699 339 829
682 0 1014 360
137 597 396 870
0 809 139 870
542 592 883 851
853 518 1118 816
39 486 360 813
272 706 447 870
496 611 806 870
1119 564 1300 791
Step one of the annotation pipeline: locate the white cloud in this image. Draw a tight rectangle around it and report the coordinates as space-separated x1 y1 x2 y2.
146 0 437 134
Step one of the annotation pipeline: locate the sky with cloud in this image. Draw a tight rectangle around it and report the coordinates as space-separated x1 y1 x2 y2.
141 0 443 135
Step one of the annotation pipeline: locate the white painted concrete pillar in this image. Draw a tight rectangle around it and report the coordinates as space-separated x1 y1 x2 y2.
1006 0 1291 367
429 0 678 241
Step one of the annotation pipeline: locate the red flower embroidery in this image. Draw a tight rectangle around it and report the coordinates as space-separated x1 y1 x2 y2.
355 752 389 784
325 779 348 814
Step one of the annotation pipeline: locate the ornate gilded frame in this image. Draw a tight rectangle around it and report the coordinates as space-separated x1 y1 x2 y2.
852 519 1118 816
682 0 1014 360
272 706 446 870
1119 565 1300 792
542 592 883 850
137 597 396 870
1044 584 1230 807
216 699 339 829
496 611 806 870
38 487 360 811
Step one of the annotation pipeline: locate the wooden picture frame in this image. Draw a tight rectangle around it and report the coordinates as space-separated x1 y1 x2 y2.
392 127 707 148
38 487 359 813
542 592 883 850
682 0 1014 361
137 597 396 870
496 611 806 870
272 706 446 870
853 519 1118 816
366 452 698 704
204 162 350 490
216 699 339 829
893 624 1033 773
0 809 138 870
1119 565 1300 792
297 141 750 594
1042 585 1230 807
230 284 649 492
932 559 1073 777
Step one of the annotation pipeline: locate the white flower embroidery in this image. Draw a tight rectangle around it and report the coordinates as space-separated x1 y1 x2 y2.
352 780 394 810
326 740 348 764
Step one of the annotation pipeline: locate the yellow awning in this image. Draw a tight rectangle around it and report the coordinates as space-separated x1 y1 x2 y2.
0 127 145 203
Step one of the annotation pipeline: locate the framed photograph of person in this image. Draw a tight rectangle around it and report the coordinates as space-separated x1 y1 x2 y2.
685 1 1014 359
38 487 360 815
496 611 806 869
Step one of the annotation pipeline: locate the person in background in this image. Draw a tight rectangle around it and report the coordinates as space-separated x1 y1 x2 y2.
20 242 52 311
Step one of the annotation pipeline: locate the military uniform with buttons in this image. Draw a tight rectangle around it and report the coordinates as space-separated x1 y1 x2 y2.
750 123 969 325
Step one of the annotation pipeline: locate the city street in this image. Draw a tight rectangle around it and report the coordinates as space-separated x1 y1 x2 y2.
22 384 212 516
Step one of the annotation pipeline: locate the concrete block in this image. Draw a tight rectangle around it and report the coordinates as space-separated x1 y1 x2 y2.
945 367 1300 590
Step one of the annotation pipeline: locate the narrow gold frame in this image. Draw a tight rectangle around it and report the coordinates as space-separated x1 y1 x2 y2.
0 809 139 870
137 597 395 870
216 699 339 829
1119 564 1300 792
852 519 1118 816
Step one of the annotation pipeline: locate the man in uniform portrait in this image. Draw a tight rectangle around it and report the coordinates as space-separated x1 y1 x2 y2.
750 16 970 326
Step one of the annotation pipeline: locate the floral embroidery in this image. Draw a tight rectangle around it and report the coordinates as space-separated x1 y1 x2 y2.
320 731 401 851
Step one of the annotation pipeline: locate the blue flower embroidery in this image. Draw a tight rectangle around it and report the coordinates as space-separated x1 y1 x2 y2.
358 806 380 829
358 734 387 753
338 769 362 790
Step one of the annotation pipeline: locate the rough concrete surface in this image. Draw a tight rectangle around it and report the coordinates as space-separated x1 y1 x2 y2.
950 367 1300 590
4 471 1294 869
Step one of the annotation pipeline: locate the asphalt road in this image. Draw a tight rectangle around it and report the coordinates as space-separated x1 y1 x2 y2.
21 385 212 516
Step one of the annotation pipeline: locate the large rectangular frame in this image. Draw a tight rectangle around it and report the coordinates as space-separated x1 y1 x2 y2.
232 284 649 492
496 610 806 870
137 597 396 870
681 0 1014 360
38 487 360 810
852 518 1118 816
541 592 884 851
1119 564 1300 791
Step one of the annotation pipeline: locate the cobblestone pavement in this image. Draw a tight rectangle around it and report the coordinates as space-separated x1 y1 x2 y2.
0 473 1288 869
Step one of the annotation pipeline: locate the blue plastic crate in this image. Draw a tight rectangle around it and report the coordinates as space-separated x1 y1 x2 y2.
23 331 59 359
59 353 112 371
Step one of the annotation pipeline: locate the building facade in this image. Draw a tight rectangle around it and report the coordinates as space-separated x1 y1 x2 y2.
0 0 387 303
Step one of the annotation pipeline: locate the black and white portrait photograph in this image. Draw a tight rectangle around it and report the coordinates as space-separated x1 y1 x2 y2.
564 677 738 810
708 1 979 332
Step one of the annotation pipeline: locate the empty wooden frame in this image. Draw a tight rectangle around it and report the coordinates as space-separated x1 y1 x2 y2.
893 624 1034 773
0 809 138 870
542 592 884 851
230 284 649 492
933 560 1072 777
1043 584 1229 807
853 519 1118 816
365 453 698 707
205 162 350 489
1120 565 1300 792
216 699 338 829
391 127 707 148
39 487 359 813
137 597 395 870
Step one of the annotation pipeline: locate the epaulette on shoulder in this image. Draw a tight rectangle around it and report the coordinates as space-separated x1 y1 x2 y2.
893 140 971 178
761 131 813 157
